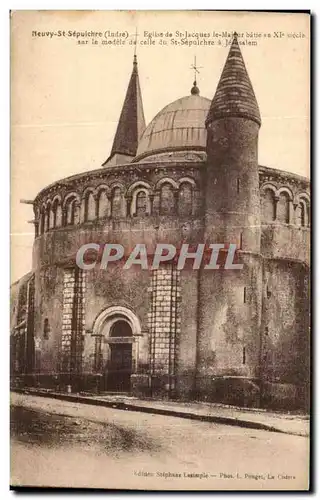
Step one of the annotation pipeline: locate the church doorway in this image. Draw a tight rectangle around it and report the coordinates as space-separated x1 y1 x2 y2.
92 306 141 394
106 320 133 392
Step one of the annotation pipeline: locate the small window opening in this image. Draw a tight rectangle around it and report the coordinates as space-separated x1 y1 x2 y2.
43 318 50 340
239 232 243 249
242 346 246 364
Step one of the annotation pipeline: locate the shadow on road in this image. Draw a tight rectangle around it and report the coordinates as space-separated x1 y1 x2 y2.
11 405 158 455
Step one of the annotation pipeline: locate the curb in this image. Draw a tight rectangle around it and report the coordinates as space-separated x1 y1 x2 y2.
11 388 308 437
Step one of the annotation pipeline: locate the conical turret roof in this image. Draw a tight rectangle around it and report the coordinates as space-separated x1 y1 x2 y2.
103 55 146 166
206 34 261 127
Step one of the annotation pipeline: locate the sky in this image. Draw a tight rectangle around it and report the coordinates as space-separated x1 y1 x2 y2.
11 11 310 283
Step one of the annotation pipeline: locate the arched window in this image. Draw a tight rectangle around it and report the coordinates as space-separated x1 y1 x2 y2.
296 201 305 227
51 200 58 229
277 192 290 224
136 190 148 216
65 197 79 225
307 204 310 227
111 187 122 218
179 183 193 217
261 188 276 222
84 192 96 222
44 207 50 232
55 203 62 227
51 199 62 228
97 190 109 219
110 320 132 337
160 183 175 215
39 207 46 235
48 204 55 230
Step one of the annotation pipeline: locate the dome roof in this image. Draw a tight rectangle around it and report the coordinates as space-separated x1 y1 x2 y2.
135 93 211 161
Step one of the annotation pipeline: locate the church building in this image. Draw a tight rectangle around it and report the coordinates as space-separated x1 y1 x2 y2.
11 34 310 410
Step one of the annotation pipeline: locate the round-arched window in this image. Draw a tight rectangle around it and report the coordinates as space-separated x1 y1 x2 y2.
136 191 147 216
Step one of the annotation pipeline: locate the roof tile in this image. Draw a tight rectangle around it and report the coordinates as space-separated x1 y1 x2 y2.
206 35 261 126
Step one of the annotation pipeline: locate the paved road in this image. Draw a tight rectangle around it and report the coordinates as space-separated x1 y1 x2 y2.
10 393 309 490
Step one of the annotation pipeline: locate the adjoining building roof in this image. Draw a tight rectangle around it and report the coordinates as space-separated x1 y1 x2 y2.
206 33 261 127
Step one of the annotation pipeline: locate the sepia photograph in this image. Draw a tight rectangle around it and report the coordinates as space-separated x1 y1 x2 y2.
10 10 310 491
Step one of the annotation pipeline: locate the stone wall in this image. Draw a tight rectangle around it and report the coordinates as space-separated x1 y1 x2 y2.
147 266 181 397
13 159 310 407
260 258 310 410
261 225 310 264
196 253 262 406
33 266 64 376
32 161 310 271
175 269 199 399
10 273 34 379
61 268 86 377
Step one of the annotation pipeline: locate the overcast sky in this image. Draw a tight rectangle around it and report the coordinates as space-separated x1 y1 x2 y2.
11 11 310 283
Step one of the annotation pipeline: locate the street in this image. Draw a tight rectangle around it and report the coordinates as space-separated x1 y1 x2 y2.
10 393 309 490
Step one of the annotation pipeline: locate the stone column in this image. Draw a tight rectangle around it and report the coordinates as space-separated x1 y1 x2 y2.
148 193 154 216
147 266 181 398
126 195 133 217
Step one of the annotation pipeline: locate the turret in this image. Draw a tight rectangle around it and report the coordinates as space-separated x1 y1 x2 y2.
205 33 261 252
102 55 146 167
195 34 263 404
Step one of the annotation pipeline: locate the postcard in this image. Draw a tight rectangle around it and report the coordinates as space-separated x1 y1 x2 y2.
10 10 310 491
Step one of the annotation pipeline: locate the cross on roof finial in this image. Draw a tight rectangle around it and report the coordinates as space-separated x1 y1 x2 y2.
134 27 139 56
129 28 140 58
190 56 203 84
190 56 202 95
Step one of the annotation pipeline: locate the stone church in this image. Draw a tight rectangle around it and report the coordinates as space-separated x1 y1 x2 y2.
11 34 310 410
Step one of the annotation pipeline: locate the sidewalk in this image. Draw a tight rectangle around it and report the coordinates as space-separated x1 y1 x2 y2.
12 388 309 437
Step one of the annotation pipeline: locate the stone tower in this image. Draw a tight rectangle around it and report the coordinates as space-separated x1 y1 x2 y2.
196 34 263 404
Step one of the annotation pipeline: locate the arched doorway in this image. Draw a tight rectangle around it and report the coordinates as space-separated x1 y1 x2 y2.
107 320 133 391
92 306 141 393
